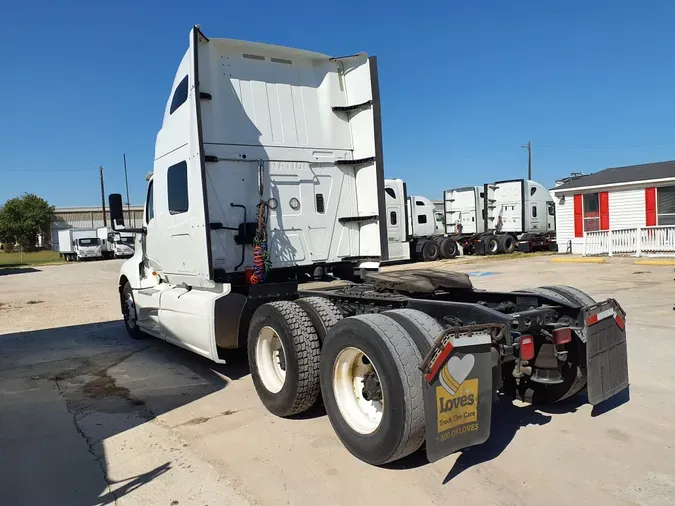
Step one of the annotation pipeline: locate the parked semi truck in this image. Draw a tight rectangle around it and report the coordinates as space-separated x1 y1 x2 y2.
445 179 557 255
108 27 629 466
385 178 459 262
57 228 103 262
97 226 135 259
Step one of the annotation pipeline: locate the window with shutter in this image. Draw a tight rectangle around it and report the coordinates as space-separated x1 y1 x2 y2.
582 193 600 232
657 186 675 226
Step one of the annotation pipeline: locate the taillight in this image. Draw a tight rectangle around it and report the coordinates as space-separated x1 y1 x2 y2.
552 327 572 345
519 335 535 361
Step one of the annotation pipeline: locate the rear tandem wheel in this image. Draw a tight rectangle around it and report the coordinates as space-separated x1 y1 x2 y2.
320 313 428 465
509 286 596 404
247 301 321 417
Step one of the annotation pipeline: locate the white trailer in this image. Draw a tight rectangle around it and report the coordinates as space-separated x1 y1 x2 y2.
57 228 103 262
97 227 135 259
107 26 628 466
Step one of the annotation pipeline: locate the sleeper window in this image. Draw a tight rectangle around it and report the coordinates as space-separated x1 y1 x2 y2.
167 161 189 214
170 76 189 115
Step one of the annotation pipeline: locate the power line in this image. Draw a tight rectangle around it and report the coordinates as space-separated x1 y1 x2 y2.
537 141 675 150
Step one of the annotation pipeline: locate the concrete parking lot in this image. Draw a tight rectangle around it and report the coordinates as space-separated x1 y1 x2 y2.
1 256 674 506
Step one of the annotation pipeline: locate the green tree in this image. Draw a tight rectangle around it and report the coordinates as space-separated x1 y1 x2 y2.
0 194 54 251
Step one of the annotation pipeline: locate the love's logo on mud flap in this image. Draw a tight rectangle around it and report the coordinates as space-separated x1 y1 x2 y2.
436 355 479 434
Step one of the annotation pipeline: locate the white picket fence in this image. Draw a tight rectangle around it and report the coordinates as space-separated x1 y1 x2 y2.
583 226 675 256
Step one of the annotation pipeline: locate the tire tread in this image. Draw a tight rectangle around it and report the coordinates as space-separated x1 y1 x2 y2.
296 297 343 341
339 314 426 463
260 301 321 416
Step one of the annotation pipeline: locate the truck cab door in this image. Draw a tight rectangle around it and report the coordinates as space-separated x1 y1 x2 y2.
141 179 161 275
384 181 409 262
135 179 163 334
546 201 556 231
529 203 541 231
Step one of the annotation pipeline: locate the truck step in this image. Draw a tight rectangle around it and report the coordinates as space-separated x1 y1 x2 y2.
332 99 372 114
205 155 219 162
200 92 212 100
338 214 379 224
335 156 376 167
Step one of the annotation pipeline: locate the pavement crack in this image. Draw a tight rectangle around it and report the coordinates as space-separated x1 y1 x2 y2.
54 378 120 505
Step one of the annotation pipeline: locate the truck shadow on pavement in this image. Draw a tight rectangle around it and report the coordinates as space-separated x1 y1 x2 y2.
384 393 593 479
0 266 41 276
440 396 566 483
0 320 250 506
440 389 629 482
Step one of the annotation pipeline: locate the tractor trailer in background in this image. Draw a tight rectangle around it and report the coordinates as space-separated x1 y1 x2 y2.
108 26 629 467
57 228 103 262
444 179 557 255
385 178 459 263
385 177 556 264
97 227 135 259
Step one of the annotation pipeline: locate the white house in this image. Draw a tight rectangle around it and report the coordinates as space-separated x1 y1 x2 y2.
552 160 675 256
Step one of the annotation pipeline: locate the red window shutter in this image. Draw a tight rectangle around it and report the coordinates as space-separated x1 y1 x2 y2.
599 192 609 230
645 187 657 226
574 194 583 237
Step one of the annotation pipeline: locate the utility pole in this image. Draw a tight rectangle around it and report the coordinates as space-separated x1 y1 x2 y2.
99 165 107 226
123 154 132 226
521 141 532 180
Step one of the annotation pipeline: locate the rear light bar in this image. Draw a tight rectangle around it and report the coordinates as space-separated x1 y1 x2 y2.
519 335 535 361
587 308 625 330
552 327 572 345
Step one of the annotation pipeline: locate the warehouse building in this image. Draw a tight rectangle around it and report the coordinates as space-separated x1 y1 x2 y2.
51 206 143 250
552 160 675 256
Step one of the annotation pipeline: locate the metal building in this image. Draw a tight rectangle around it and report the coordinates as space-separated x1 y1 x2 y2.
51 206 144 250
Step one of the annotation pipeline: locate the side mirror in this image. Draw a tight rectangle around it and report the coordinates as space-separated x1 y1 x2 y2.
108 193 146 234
109 194 125 229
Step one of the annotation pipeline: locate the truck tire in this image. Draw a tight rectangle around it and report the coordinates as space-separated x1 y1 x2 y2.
418 240 440 262
248 301 321 417
510 286 590 404
383 308 442 356
320 314 426 465
296 297 343 343
542 285 596 307
121 281 144 339
483 235 500 255
439 237 459 259
498 234 516 254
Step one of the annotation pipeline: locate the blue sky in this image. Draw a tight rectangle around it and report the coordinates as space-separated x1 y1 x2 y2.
2 1 675 207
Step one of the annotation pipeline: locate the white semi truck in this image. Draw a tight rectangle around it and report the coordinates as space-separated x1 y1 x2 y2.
57 228 103 262
108 26 629 466
444 179 557 255
97 226 135 259
385 178 459 263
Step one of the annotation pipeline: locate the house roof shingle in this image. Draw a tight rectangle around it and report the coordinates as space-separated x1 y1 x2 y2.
554 160 675 191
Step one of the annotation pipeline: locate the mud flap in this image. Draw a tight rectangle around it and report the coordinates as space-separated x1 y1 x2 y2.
584 299 629 405
420 325 497 463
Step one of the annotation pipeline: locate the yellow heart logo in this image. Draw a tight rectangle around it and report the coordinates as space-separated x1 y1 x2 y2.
439 355 475 395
